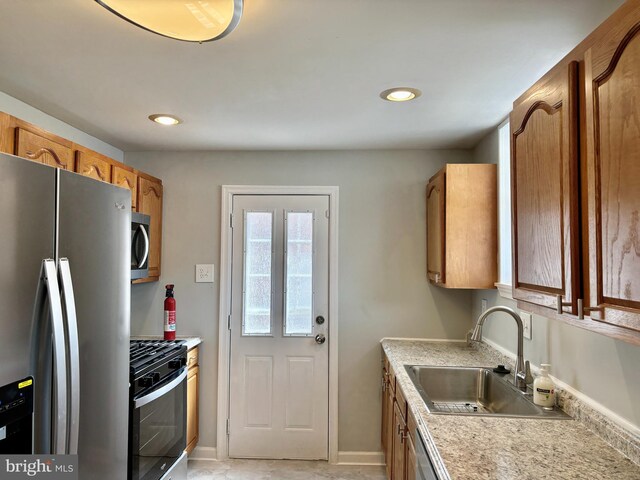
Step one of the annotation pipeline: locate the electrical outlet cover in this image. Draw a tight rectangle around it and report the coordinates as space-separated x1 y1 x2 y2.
195 264 214 283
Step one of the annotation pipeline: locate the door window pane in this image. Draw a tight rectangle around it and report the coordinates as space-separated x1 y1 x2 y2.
243 212 273 335
285 212 313 336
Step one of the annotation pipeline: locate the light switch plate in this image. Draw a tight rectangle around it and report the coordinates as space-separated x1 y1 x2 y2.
195 264 214 283
520 311 532 340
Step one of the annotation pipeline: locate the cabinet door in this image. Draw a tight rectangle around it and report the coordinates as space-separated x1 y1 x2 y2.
392 402 406 480
381 367 388 452
15 127 73 170
186 365 199 454
510 62 580 313
137 177 163 280
583 6 640 333
385 386 394 478
426 170 445 284
112 166 137 210
75 150 112 183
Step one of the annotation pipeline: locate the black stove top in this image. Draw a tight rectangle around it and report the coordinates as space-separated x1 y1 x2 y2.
129 340 187 396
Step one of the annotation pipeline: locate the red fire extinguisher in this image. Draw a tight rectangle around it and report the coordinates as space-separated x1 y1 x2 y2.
164 284 176 340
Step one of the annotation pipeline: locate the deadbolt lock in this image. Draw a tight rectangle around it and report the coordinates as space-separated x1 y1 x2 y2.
315 315 325 325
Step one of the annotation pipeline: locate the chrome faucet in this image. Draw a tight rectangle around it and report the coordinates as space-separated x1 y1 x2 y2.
470 306 531 390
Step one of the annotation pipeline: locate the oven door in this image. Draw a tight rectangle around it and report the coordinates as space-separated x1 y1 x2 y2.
131 212 151 280
130 368 187 480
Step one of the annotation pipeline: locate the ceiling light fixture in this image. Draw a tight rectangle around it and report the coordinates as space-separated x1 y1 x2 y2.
149 114 181 126
96 0 243 43
380 87 422 102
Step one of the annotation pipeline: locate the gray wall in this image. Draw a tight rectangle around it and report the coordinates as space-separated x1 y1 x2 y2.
471 130 640 429
127 149 474 453
0 91 123 161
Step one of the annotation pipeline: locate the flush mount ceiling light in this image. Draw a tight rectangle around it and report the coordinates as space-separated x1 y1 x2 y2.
149 114 181 125
380 87 422 102
96 0 243 43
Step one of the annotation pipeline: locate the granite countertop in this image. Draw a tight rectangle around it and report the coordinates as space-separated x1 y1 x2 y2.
131 335 202 350
382 339 640 480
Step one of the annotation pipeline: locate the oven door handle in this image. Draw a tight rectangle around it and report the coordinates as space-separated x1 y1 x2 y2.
134 368 187 409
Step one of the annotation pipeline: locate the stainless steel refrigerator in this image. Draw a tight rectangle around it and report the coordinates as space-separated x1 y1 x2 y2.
0 152 130 478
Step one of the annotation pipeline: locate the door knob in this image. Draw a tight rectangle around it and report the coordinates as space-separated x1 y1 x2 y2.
315 334 326 345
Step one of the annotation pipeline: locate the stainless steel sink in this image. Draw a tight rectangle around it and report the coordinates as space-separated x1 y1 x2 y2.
405 365 571 419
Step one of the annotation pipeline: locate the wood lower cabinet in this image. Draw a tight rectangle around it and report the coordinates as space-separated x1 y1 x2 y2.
392 402 406 480
186 346 200 455
136 176 163 281
511 62 580 314
426 164 497 289
382 352 416 480
510 0 640 344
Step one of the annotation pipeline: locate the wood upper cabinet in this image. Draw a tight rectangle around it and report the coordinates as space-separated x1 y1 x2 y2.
510 62 581 314
426 170 445 284
426 164 497 289
583 4 640 333
137 176 163 280
15 125 73 170
186 346 200 455
112 165 137 210
75 148 112 183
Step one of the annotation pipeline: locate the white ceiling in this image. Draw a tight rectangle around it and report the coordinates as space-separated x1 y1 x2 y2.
0 0 623 152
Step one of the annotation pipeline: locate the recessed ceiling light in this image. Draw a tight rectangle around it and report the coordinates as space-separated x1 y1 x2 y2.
149 114 181 126
380 87 422 102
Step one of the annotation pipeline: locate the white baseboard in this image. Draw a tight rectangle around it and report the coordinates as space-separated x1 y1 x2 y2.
337 451 385 466
188 446 218 461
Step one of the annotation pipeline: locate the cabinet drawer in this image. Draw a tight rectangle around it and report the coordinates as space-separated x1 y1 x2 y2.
187 347 199 369
407 405 417 444
395 382 407 421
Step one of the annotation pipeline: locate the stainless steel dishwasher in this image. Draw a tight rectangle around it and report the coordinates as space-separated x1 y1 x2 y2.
416 430 440 480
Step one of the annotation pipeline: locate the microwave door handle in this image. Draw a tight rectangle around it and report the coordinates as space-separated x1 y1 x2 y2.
134 369 187 409
59 258 80 455
137 224 150 268
35 259 68 454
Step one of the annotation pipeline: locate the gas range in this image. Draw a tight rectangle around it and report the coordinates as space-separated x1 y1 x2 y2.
129 340 187 396
128 339 188 480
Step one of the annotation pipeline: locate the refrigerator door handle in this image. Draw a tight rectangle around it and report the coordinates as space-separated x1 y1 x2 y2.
59 258 80 455
36 259 68 454
137 224 150 268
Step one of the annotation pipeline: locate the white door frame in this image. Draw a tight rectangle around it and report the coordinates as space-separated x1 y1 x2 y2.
217 185 339 463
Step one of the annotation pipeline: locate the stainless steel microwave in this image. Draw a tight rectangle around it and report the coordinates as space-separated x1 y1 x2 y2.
131 212 151 280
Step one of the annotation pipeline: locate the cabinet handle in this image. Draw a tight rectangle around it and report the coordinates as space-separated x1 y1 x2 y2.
556 294 572 314
26 147 66 167
577 299 603 320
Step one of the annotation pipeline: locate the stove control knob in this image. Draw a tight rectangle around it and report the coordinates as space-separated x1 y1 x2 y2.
152 372 161 384
139 374 154 388
169 357 187 369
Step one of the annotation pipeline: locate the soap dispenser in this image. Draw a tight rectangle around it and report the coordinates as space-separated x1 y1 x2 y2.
533 364 556 408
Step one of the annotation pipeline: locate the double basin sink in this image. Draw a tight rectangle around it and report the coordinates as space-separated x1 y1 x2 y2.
405 365 570 419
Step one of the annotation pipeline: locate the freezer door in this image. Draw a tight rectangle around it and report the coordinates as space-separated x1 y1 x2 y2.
0 153 55 397
58 170 131 479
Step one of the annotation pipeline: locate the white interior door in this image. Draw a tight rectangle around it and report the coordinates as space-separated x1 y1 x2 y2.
228 194 330 459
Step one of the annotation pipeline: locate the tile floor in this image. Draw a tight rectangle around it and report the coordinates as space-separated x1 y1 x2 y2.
188 459 387 479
